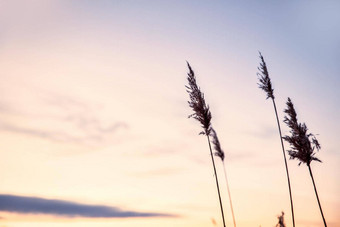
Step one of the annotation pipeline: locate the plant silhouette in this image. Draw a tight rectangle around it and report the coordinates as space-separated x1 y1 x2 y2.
257 52 295 227
211 128 237 227
283 97 327 227
186 62 226 227
276 211 286 227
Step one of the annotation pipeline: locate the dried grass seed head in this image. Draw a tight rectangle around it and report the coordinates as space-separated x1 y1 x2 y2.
283 97 321 165
276 211 286 227
211 128 225 161
186 62 212 136
257 52 275 100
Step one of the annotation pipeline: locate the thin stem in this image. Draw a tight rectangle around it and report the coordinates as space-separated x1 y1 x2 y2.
222 162 236 227
307 164 327 227
272 99 295 227
207 135 226 227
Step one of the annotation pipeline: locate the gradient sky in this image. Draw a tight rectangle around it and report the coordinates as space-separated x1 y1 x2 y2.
0 1 339 226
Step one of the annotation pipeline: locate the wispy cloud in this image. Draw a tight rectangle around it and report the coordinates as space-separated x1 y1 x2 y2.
0 92 128 145
0 122 81 143
0 121 127 145
0 194 174 218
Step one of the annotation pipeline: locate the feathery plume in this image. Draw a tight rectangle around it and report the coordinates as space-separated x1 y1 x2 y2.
283 97 326 226
211 128 237 227
256 52 295 227
283 98 321 165
211 128 225 161
257 52 274 100
186 62 212 136
276 212 286 227
185 62 225 227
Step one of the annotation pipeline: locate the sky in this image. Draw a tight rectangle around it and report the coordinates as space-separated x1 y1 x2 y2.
0 0 339 226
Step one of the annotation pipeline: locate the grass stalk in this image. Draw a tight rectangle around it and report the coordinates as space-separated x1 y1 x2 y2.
257 52 295 227
283 97 327 226
222 162 236 227
207 135 227 227
272 99 295 227
185 62 226 227
307 164 327 226
211 128 236 227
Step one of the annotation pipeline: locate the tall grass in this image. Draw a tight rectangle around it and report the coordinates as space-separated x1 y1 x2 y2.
276 211 286 227
211 128 236 227
283 97 327 227
186 62 226 227
257 52 295 227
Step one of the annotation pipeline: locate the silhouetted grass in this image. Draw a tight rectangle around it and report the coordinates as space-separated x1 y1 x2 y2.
276 211 286 227
257 52 295 227
283 97 327 227
186 62 226 227
211 128 237 227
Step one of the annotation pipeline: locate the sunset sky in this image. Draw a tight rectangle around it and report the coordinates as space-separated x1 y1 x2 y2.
0 1 339 226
